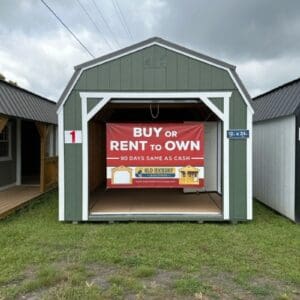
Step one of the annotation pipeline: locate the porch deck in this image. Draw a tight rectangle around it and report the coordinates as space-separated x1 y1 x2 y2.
0 186 42 219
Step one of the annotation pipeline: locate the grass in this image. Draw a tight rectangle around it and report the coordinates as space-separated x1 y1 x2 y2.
0 190 299 299
174 276 210 295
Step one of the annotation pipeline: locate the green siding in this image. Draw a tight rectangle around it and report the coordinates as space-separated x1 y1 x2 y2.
86 67 98 90
229 91 247 220
120 56 131 90
210 98 224 112
63 92 83 221
63 44 248 221
64 144 82 221
64 91 82 130
131 51 143 89
73 45 236 92
87 98 101 113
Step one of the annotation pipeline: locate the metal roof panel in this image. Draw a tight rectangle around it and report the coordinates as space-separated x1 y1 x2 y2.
252 78 300 122
0 80 57 124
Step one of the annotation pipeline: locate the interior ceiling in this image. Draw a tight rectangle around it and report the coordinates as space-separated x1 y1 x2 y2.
92 102 220 122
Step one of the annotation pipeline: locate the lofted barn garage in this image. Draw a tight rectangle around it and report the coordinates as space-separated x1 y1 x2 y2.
57 37 253 222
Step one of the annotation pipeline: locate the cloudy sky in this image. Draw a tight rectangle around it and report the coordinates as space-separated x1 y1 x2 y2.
0 0 299 101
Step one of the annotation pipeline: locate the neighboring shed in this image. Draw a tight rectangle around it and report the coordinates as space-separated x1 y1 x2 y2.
0 80 58 193
57 37 253 222
252 78 300 222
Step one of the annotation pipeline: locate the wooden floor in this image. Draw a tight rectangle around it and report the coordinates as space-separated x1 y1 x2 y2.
90 189 222 215
0 186 42 219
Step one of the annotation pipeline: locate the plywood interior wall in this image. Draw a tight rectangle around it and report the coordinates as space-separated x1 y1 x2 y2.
89 120 106 192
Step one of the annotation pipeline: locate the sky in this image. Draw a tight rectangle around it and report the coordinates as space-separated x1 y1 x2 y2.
0 0 300 101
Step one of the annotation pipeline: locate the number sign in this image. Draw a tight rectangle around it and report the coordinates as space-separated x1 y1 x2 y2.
227 129 249 139
64 130 82 144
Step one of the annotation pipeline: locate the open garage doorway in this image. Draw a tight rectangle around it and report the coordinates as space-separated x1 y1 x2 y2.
87 101 223 217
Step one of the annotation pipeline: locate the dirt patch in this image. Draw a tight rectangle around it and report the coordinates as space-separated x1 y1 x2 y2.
3 263 300 300
87 263 120 289
17 291 44 300
141 269 182 292
197 269 300 299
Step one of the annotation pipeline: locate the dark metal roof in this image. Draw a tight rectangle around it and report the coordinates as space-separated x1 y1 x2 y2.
58 37 253 111
252 77 300 122
0 80 57 124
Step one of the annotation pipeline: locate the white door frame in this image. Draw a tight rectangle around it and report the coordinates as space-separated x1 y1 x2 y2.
79 91 231 221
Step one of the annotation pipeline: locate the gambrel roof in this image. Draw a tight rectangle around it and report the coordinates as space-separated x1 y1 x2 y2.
57 37 252 112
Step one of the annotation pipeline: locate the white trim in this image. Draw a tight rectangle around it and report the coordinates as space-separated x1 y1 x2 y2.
81 96 88 221
81 95 111 221
90 211 221 216
0 182 16 191
217 121 222 194
83 92 227 121
223 95 230 220
228 69 254 114
80 91 231 221
16 119 21 185
247 107 253 220
57 41 253 114
0 122 12 161
58 110 65 221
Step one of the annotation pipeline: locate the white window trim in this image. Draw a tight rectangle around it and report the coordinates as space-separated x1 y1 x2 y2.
78 91 231 221
0 122 12 161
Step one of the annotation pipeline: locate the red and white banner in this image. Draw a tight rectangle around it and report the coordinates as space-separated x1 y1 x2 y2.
106 123 205 188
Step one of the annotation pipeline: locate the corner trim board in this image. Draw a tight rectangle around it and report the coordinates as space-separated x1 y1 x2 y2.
247 106 253 220
58 110 65 221
222 95 230 220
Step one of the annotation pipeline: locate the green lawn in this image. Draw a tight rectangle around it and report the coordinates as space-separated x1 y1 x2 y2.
0 190 299 299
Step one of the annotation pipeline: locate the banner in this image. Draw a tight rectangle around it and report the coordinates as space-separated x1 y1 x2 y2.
106 123 205 188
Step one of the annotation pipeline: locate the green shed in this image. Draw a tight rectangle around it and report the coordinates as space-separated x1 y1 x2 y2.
57 37 253 222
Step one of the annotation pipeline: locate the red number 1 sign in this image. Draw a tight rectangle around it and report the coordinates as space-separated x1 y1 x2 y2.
70 130 76 143
64 130 82 144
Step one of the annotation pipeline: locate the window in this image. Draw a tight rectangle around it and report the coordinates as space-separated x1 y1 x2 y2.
0 124 11 160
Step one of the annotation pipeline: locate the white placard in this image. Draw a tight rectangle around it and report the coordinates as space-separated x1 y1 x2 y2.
113 170 131 184
64 130 82 144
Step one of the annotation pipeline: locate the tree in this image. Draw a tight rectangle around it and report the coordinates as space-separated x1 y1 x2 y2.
8 80 18 86
0 73 18 86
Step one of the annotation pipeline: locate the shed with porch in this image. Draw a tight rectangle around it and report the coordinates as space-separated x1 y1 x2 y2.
0 80 58 218
57 37 253 222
